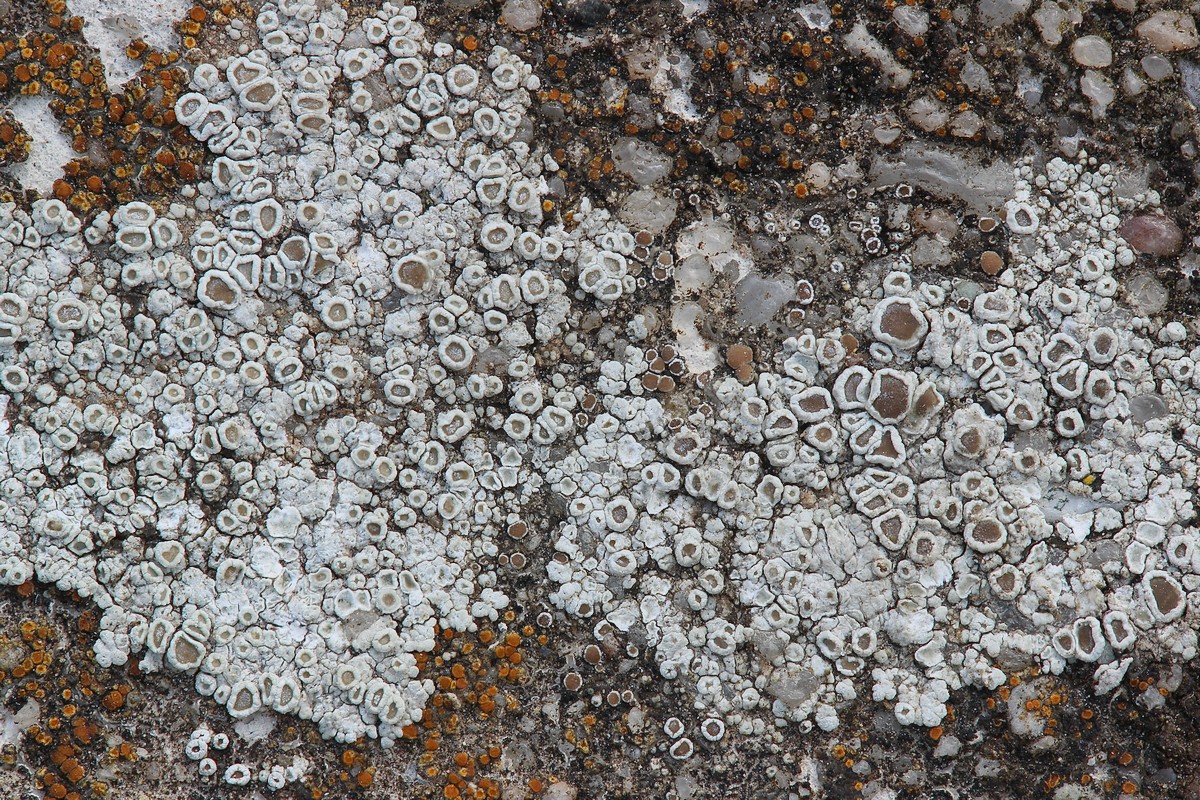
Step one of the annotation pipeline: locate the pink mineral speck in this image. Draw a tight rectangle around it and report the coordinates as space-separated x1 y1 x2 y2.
1120 213 1183 256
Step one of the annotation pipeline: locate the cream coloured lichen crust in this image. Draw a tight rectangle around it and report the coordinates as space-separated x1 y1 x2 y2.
0 0 1198 774
546 151 1197 737
0 0 633 748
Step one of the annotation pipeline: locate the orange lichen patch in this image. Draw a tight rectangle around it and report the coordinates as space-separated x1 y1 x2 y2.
0 111 31 165
61 757 84 783
407 622 541 798
70 718 98 745
100 690 124 712
0 0 224 213
0 611 170 800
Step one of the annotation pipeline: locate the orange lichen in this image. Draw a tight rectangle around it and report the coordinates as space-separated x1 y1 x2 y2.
100 691 123 712
0 0 224 213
